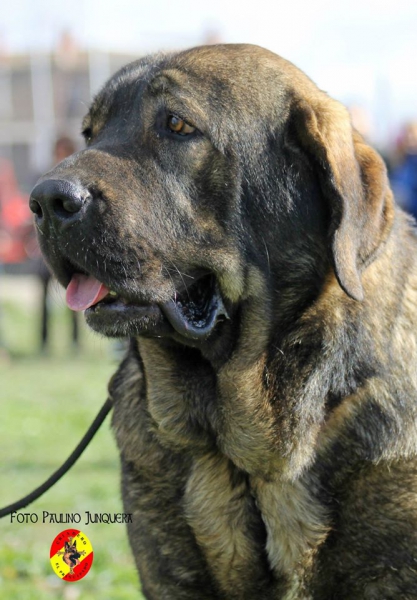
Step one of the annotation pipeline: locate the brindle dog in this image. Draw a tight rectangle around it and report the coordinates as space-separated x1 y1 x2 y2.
30 44 417 599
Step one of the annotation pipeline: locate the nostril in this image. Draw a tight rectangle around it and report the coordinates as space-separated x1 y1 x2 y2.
29 197 43 219
52 195 85 218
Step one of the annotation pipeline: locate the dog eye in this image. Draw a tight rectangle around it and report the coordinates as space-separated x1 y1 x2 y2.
82 127 92 143
167 115 196 135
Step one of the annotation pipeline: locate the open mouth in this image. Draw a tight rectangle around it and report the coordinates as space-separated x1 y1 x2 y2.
161 275 229 340
65 272 229 341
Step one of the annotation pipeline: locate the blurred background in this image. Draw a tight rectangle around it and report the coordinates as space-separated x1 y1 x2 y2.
0 0 416 598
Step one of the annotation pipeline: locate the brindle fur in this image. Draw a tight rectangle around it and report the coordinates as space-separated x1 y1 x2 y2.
35 45 417 598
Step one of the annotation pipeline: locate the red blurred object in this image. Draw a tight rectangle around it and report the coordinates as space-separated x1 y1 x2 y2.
0 159 33 263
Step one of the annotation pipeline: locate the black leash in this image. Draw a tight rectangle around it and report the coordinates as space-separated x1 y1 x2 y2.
0 397 113 519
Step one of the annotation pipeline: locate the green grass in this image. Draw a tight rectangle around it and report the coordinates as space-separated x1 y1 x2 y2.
0 279 145 599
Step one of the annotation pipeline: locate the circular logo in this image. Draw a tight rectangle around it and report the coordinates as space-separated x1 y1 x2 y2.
50 529 94 581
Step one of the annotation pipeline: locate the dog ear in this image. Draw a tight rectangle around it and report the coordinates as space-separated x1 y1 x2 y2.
291 96 394 300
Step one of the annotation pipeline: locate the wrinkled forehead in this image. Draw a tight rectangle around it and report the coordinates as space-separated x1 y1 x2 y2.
86 54 164 125
82 45 321 158
89 50 235 124
88 45 304 124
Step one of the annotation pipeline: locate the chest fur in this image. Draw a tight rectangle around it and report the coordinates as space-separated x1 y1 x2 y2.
135 341 328 597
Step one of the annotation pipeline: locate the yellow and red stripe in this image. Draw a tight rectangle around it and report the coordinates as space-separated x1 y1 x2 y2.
50 529 94 581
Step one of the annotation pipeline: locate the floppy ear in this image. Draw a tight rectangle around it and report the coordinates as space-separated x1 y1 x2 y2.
292 96 394 301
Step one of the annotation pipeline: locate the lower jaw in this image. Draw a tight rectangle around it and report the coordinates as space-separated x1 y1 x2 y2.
85 300 226 343
85 302 171 338
85 274 228 341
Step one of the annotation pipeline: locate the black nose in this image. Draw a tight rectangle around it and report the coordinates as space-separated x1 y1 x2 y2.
29 179 91 229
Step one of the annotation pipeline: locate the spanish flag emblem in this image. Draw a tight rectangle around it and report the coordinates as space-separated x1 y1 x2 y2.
50 529 93 581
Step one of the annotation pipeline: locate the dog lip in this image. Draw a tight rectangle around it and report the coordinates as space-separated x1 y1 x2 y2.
95 274 229 341
66 266 229 340
160 279 229 340
85 299 168 338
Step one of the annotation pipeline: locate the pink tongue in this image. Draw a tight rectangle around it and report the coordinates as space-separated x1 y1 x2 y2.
66 273 110 311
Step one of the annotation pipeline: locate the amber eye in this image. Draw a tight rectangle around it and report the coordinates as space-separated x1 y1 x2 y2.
167 115 196 135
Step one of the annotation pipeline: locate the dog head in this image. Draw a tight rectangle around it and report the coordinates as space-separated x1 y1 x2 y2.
65 540 76 553
30 44 394 349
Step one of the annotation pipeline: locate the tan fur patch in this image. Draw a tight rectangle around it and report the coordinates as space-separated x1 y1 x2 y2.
252 476 328 596
217 267 282 476
138 338 213 451
184 453 269 597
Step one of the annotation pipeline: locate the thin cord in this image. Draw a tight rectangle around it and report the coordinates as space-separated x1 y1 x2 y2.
0 397 113 519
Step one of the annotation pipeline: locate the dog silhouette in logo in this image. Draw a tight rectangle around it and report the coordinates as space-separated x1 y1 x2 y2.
57 537 86 575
